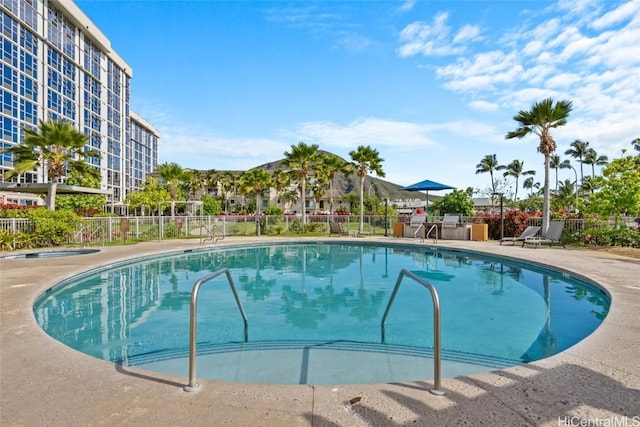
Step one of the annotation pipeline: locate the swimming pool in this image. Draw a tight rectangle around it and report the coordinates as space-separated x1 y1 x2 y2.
33 242 609 385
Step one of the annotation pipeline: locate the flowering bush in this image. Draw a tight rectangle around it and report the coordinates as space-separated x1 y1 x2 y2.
475 210 539 240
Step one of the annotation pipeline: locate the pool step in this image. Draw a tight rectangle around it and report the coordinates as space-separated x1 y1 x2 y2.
123 340 522 385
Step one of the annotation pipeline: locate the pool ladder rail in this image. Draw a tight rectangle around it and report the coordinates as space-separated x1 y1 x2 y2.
200 223 225 245
414 223 438 243
184 268 445 396
381 268 445 396
184 268 247 392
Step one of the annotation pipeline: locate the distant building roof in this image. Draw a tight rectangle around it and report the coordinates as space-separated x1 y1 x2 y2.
473 197 493 208
0 183 112 195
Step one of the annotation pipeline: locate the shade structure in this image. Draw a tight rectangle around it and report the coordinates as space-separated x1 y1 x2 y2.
401 179 455 213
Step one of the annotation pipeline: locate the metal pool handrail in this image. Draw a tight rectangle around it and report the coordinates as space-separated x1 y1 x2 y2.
184 268 248 392
380 268 445 396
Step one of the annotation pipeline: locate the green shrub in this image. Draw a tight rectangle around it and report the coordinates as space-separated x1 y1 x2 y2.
267 225 285 235
26 209 81 247
163 223 180 238
264 204 283 215
0 230 13 250
576 226 640 248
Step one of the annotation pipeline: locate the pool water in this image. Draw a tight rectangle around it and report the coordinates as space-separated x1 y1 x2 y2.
0 249 100 259
33 242 609 384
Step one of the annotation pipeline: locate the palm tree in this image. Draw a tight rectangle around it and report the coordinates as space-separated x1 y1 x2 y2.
349 145 385 233
583 148 608 178
157 162 187 216
552 179 576 213
502 159 535 201
218 171 237 213
564 139 589 186
522 177 541 197
550 155 572 191
317 153 351 221
279 189 299 212
282 142 320 224
506 98 573 235
239 168 272 236
580 175 599 195
204 169 218 196
2 120 101 210
184 170 204 200
631 138 640 152
271 168 291 210
475 154 502 197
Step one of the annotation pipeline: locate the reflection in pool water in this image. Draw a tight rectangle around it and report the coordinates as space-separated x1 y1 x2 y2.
34 243 609 384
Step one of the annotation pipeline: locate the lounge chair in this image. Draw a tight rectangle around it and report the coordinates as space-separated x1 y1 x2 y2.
522 220 566 248
499 225 540 245
329 221 346 236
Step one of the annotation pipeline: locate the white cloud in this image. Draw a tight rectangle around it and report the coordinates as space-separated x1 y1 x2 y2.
437 51 524 92
283 117 441 151
469 100 499 112
545 72 581 89
590 0 640 30
397 0 416 13
453 25 481 44
397 12 477 57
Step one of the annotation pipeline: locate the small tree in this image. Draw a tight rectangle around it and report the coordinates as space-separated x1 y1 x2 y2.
430 189 475 217
125 176 170 215
582 155 640 224
201 194 222 215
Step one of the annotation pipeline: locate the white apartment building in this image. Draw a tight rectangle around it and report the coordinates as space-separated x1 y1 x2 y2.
0 0 158 205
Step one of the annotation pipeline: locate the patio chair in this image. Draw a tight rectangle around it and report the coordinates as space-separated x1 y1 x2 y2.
329 221 347 236
499 225 540 245
522 220 566 248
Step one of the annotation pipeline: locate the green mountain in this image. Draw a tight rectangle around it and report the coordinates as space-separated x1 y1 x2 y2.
252 151 429 202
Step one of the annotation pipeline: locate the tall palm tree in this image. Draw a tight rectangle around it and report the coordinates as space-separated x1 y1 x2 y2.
550 155 572 191
506 98 573 235
282 142 320 224
157 162 187 216
349 145 385 233
583 148 608 178
317 153 351 221
3 120 101 210
502 159 535 201
564 139 589 186
475 154 501 197
239 168 272 236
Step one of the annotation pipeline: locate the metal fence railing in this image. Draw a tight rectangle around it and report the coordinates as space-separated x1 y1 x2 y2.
0 214 395 249
0 214 636 250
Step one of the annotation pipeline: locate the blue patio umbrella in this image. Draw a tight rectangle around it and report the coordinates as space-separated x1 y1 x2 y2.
401 179 455 213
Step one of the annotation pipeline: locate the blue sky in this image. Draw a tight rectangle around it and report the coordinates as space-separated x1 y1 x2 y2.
76 0 640 197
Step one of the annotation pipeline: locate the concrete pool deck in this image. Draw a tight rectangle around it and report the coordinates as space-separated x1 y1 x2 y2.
1 237 639 426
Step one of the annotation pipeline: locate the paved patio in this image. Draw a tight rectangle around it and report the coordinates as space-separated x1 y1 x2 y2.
1 237 639 426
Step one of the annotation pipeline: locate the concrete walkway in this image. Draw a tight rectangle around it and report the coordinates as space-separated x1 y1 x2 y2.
1 237 639 426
